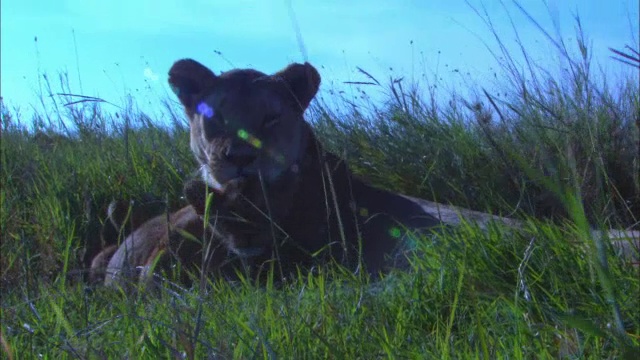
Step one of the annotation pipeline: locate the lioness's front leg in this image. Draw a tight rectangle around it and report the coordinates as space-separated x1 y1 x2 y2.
183 178 229 216
183 178 279 266
183 178 264 220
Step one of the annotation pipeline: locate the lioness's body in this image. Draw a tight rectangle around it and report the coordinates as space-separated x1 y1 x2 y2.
169 59 443 278
90 59 638 286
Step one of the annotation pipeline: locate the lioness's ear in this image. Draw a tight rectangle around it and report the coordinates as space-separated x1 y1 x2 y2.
168 59 217 116
273 62 321 111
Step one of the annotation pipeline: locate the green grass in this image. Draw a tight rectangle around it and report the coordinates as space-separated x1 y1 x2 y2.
1 8 639 360
1 223 638 358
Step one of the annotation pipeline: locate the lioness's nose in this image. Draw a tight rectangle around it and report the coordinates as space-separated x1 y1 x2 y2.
225 141 257 168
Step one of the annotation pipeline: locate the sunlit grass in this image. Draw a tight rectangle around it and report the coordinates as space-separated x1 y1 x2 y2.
2 221 637 358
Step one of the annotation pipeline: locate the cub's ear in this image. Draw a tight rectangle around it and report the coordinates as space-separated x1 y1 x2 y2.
168 59 217 116
273 62 321 111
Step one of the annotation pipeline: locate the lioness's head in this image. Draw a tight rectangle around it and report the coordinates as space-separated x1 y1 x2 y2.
168 59 321 192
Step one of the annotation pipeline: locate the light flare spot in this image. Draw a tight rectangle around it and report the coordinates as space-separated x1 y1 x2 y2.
389 227 402 238
143 67 159 81
237 129 262 149
197 102 214 118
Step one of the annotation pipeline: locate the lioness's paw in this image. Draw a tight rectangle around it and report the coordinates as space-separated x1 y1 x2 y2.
184 179 221 215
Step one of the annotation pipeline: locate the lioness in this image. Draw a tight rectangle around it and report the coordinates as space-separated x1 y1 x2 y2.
90 59 637 287
168 59 444 278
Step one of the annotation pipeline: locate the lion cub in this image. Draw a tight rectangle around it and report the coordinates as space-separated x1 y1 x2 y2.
89 199 231 288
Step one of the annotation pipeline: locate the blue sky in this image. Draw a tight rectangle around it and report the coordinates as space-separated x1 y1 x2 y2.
1 0 638 124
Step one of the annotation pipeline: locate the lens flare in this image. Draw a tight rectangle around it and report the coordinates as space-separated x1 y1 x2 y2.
197 102 214 118
237 129 262 149
389 227 402 238
357 207 402 238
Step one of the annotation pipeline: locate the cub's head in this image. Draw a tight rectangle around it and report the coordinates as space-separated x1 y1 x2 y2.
168 59 321 193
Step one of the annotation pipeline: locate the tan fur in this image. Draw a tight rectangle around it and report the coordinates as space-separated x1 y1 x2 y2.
89 199 233 288
102 205 227 288
89 244 117 283
88 199 165 284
